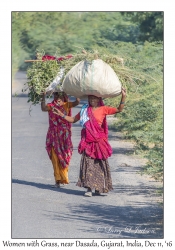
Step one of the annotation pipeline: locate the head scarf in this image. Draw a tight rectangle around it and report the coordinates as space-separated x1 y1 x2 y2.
53 91 72 117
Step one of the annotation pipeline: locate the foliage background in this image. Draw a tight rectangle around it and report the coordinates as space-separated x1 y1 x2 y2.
12 11 163 182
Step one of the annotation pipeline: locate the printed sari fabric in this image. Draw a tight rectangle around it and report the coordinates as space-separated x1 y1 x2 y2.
76 152 113 193
46 100 73 169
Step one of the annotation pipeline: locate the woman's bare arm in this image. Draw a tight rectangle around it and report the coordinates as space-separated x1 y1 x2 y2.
41 93 49 111
116 87 127 112
71 98 80 107
52 107 80 123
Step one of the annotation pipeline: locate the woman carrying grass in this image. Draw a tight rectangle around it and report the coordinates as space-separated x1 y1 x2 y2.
41 91 80 187
52 88 126 196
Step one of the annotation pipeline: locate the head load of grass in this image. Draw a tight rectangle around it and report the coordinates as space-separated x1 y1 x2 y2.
25 48 160 105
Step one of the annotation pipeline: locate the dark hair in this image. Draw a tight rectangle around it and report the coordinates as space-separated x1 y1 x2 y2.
54 92 63 95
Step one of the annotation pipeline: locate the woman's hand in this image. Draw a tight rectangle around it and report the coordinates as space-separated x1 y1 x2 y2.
76 98 80 103
52 107 63 116
121 87 126 97
52 107 77 123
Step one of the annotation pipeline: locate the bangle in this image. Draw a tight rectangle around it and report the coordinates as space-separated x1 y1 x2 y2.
62 114 66 118
120 101 125 104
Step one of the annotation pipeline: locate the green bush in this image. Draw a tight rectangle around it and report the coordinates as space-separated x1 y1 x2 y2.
105 42 163 181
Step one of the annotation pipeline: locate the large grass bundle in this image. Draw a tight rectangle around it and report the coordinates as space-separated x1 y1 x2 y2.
24 49 155 105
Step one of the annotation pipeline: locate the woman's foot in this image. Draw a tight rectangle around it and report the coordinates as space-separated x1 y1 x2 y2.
84 188 92 197
94 190 100 195
51 181 60 188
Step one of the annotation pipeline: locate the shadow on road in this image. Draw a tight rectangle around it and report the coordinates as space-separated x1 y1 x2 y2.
12 178 163 239
12 178 163 198
12 178 83 196
45 202 163 239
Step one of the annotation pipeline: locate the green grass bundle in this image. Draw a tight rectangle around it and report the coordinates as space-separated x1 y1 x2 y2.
24 49 156 105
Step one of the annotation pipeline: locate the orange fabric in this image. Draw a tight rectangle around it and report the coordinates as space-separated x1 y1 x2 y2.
75 106 118 126
92 106 118 126
51 147 69 184
47 102 73 114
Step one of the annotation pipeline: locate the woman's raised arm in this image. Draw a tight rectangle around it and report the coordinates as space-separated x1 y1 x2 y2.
117 87 127 112
71 98 80 107
41 93 49 111
52 107 80 123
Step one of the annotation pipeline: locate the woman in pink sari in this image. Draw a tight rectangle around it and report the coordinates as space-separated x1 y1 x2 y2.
53 87 126 196
41 91 80 187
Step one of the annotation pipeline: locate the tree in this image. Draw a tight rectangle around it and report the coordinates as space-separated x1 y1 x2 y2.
122 12 163 42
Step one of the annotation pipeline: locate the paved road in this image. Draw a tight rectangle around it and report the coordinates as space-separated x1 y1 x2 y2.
12 72 163 239
12 97 163 239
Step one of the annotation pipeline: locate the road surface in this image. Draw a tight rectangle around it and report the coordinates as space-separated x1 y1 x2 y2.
12 72 163 239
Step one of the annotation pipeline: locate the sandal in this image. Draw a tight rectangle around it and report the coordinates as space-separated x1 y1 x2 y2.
51 181 60 188
84 188 92 197
84 191 92 197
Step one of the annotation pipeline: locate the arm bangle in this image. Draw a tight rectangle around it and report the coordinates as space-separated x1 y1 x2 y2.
120 101 125 104
62 114 66 118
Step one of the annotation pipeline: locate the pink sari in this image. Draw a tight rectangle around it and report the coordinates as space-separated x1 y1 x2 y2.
78 99 112 160
46 96 73 169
